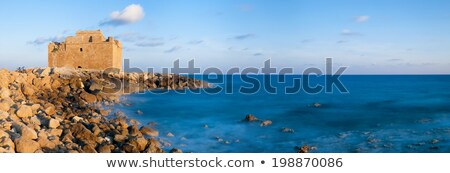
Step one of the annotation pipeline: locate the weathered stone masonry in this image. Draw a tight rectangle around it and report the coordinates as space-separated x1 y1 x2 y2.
48 30 122 71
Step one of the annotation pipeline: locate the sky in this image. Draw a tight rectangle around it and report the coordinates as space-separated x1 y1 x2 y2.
0 0 449 74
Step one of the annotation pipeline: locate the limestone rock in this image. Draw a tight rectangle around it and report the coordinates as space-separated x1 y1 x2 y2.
80 91 97 103
129 136 148 152
0 130 15 153
71 123 96 145
0 110 9 120
281 128 295 133
170 148 183 153
260 120 273 127
16 105 33 118
48 119 60 129
0 100 11 112
20 126 38 140
140 126 159 137
113 134 127 143
44 105 56 116
15 138 40 153
98 144 111 153
243 114 258 122
0 88 11 99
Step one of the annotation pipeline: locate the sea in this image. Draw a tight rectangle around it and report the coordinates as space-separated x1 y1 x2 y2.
113 75 450 153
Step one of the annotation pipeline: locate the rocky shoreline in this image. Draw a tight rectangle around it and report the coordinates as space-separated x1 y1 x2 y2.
0 67 208 153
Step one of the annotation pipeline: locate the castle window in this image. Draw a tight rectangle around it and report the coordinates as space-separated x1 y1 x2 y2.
80 48 83 52
78 66 82 69
89 36 93 42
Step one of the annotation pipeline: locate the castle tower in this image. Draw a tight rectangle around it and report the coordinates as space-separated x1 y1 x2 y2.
48 30 122 71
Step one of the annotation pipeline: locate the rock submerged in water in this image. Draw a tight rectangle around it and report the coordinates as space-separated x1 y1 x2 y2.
243 114 258 122
297 145 310 153
281 128 295 133
136 110 143 115
140 126 159 137
170 148 183 153
260 120 272 127
312 103 322 108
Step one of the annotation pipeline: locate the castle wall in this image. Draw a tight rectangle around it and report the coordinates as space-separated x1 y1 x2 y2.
48 30 122 71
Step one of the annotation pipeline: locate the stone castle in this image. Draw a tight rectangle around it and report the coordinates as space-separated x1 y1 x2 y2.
48 30 122 71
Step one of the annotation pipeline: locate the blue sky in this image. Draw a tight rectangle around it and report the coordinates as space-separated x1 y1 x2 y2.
0 0 449 74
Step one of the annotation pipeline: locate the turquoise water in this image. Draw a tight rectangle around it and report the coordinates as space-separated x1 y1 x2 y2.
115 75 450 153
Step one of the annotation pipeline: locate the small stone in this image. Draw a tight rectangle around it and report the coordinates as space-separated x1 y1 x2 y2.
48 119 60 129
260 120 272 127
136 110 143 115
313 103 322 108
243 114 258 121
16 105 33 118
203 124 209 128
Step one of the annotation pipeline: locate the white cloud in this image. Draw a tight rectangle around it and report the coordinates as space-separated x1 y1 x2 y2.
28 35 65 45
354 16 370 23
100 4 145 26
341 29 361 36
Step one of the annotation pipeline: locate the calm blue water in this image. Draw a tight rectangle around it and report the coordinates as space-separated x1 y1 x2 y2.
114 75 450 153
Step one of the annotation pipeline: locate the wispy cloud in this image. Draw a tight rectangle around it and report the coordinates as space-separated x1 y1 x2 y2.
354 16 370 23
28 35 65 45
253 53 263 56
164 46 182 53
100 4 145 26
115 32 162 43
340 29 361 36
135 42 164 47
188 40 204 45
233 33 255 40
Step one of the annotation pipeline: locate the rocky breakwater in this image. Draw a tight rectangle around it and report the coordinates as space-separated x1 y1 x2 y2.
0 67 208 153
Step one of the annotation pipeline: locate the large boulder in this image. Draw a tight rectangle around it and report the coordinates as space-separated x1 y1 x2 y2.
14 138 40 153
20 126 38 140
80 91 97 103
139 126 159 137
128 136 148 152
0 110 9 120
71 123 97 145
0 100 11 112
0 88 11 99
16 105 33 118
0 130 15 153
